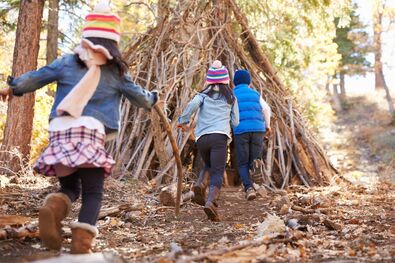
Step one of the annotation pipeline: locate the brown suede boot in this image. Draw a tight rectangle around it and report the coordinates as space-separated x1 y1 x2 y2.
39 193 72 250
192 169 209 206
70 222 98 254
204 186 221 222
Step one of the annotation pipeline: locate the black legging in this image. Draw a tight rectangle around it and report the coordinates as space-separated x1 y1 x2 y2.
196 133 228 188
58 168 105 225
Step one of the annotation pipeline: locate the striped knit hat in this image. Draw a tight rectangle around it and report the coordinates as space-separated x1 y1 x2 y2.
82 1 121 43
206 60 230 85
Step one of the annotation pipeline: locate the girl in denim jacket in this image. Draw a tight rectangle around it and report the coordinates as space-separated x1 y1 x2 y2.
178 60 239 221
0 2 157 253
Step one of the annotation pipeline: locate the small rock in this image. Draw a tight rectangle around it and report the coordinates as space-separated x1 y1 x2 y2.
287 218 299 229
169 242 183 254
273 195 291 211
299 195 313 206
257 214 286 237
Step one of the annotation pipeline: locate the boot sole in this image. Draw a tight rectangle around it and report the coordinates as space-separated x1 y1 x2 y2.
39 207 62 250
204 207 220 222
247 194 257 201
192 186 206 206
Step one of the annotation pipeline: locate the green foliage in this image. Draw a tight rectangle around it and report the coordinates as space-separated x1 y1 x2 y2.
0 0 19 32
238 0 349 127
334 4 371 76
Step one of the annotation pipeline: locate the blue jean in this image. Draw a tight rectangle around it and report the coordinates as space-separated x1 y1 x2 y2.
235 132 264 191
196 134 228 188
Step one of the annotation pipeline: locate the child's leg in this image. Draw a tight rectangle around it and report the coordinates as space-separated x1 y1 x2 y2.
204 134 227 221
195 136 212 207
197 135 211 169
249 132 264 165
58 171 81 202
248 132 265 185
39 172 79 250
208 134 227 188
235 133 253 191
192 167 209 206
78 168 105 225
70 167 104 254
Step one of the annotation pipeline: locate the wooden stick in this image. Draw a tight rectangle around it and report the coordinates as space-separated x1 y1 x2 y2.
153 104 183 217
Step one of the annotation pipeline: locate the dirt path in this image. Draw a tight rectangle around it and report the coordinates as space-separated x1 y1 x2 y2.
319 93 395 184
1 178 394 262
0 93 394 262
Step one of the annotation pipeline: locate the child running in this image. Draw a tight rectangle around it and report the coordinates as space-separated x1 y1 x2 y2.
0 1 157 253
232 70 271 200
177 60 239 221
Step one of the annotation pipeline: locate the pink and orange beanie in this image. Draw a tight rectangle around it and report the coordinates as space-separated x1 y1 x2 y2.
82 1 121 43
206 60 230 85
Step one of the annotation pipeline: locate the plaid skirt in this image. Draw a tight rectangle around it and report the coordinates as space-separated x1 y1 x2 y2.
34 126 115 177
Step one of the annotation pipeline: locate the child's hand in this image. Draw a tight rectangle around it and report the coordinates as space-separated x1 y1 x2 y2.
0 88 11 101
266 126 271 134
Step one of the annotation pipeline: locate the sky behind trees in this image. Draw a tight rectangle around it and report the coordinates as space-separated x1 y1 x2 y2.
347 0 394 93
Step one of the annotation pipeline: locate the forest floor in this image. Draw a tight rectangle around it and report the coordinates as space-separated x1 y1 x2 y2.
0 91 394 263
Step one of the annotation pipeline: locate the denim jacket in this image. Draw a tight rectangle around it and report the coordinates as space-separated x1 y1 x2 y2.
178 93 239 140
9 54 157 133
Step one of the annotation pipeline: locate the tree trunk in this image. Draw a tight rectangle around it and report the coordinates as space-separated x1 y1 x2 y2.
339 72 346 102
373 1 386 90
332 84 343 112
1 0 45 172
373 0 394 114
46 0 59 64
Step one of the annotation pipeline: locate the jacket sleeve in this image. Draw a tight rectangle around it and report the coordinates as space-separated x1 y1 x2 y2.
230 98 240 128
120 74 158 110
9 56 65 96
178 94 204 124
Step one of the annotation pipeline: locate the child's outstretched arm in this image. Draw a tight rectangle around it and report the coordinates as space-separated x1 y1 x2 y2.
7 57 64 96
120 74 158 109
231 98 240 128
178 94 204 125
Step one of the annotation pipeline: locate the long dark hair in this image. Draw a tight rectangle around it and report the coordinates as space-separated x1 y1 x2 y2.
200 83 235 105
75 37 129 76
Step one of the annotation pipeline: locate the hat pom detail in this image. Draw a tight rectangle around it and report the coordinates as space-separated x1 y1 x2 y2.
94 1 111 13
206 60 230 85
211 60 222 69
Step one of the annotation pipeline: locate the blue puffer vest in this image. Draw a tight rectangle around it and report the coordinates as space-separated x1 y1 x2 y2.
233 84 265 135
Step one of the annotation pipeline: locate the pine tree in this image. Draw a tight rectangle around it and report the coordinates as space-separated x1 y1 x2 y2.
334 5 370 102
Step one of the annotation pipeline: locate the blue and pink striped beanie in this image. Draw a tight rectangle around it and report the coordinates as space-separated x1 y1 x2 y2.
206 60 230 85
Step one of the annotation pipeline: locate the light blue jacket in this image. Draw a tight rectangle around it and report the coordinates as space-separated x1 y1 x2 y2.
9 54 157 133
178 93 239 140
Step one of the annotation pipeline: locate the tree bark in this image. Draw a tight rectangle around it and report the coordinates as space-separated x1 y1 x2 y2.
373 1 386 90
1 0 45 172
339 72 346 102
373 0 394 114
332 84 343 112
46 0 59 64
